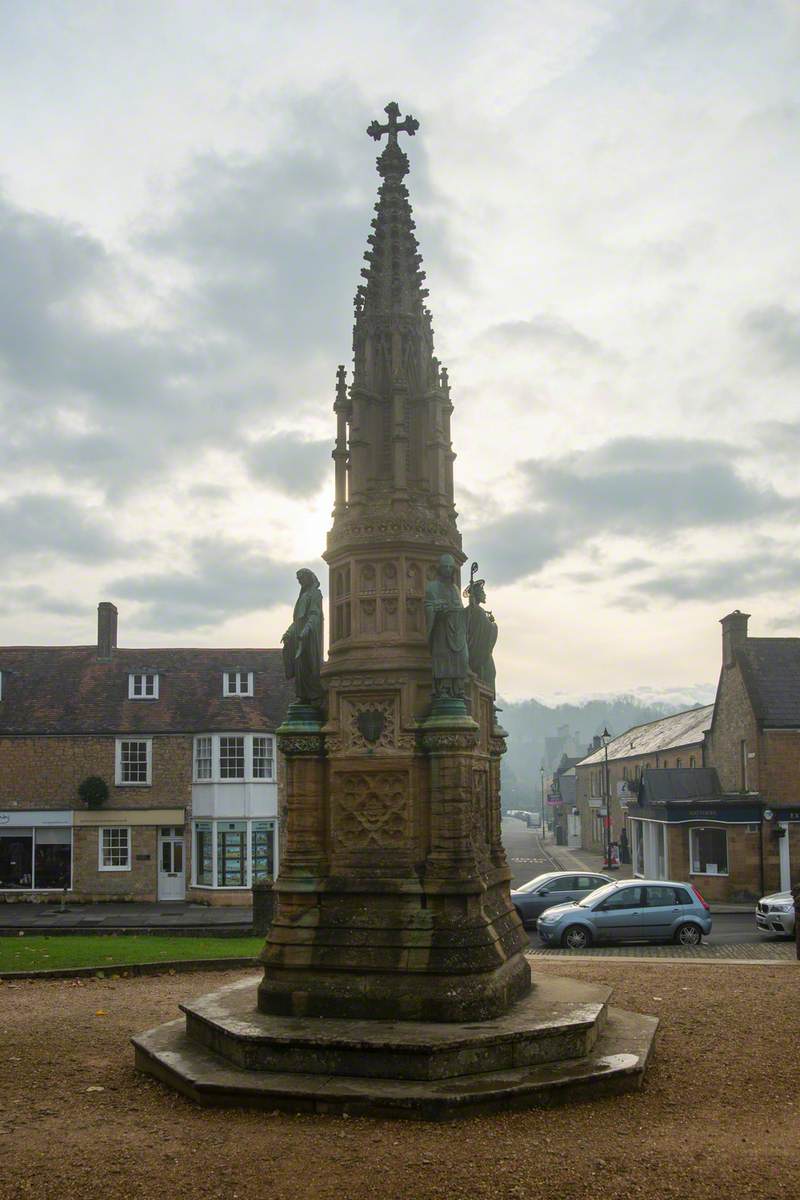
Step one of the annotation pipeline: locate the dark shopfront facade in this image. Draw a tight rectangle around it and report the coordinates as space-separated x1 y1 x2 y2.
627 789 787 903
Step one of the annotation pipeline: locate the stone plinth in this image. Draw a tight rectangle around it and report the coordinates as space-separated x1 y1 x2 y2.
133 972 658 1120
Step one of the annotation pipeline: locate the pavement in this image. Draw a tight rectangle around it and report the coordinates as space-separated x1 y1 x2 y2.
0 901 253 933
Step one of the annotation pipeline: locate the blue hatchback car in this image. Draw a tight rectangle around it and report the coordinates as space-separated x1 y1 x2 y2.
536 879 712 949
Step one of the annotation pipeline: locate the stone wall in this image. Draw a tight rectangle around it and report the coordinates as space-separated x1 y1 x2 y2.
665 822 780 902
759 731 800 809
706 663 758 793
72 825 159 901
0 734 193 812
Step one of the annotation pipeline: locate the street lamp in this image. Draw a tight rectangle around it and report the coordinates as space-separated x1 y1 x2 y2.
540 763 545 831
601 727 612 869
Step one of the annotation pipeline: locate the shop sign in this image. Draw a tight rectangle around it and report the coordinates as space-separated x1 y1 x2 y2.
666 802 762 824
772 808 800 821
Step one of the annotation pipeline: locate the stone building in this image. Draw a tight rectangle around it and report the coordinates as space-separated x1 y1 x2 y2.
704 610 800 896
0 603 291 904
576 705 713 856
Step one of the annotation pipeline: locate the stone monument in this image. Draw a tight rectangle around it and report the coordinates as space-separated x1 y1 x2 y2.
134 103 657 1116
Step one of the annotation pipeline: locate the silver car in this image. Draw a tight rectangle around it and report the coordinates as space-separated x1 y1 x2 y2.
511 871 611 928
536 879 713 949
756 891 796 937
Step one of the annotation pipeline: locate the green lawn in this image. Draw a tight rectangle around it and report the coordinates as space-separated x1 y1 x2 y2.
0 934 263 973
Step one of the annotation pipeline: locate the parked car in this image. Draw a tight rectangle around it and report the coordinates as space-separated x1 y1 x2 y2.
536 879 712 949
755 890 796 937
511 871 611 928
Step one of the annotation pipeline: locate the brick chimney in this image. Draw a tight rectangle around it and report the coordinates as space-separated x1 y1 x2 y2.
97 602 118 660
721 610 749 668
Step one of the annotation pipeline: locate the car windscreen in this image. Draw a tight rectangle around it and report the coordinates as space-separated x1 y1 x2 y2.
577 882 618 907
514 873 555 895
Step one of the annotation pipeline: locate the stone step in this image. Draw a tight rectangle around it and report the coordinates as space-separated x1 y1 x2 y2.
179 974 612 1081
132 1005 657 1120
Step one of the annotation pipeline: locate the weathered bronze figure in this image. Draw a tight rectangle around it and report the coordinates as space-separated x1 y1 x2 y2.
464 565 497 694
424 553 469 697
282 568 324 706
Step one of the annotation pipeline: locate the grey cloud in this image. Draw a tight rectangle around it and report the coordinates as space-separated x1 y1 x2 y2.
481 314 611 360
631 553 800 604
245 432 331 497
0 493 132 563
111 537 323 632
743 304 800 370
0 584 91 619
464 436 796 586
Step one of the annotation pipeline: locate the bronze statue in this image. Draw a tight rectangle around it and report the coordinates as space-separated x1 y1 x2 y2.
464 563 497 694
424 554 469 697
282 569 324 706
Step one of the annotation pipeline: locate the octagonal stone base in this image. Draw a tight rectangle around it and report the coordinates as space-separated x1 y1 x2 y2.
133 972 657 1120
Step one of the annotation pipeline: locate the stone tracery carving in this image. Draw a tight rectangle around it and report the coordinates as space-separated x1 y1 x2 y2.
333 772 410 849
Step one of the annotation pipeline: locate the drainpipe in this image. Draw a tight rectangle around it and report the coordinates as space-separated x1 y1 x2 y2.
758 800 765 897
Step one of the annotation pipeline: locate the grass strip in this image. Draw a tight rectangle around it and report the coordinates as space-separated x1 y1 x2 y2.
0 933 263 972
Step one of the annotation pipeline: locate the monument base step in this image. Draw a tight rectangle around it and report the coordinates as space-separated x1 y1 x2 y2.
132 975 657 1120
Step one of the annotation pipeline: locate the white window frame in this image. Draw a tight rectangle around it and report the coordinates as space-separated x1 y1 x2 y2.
191 817 277 889
192 733 276 783
194 735 213 781
689 825 729 877
98 826 132 871
128 672 159 700
222 671 254 697
115 737 152 786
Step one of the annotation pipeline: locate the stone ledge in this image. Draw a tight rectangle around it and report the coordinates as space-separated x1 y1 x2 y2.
180 974 612 1081
132 1003 657 1120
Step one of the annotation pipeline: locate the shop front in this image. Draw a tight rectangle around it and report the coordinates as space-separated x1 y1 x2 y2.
0 810 73 896
628 797 767 902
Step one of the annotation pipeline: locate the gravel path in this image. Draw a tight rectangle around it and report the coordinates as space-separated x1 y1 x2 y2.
1 962 798 1200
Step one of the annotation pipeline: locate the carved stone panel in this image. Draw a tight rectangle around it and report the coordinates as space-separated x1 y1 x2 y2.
341 695 397 752
332 771 411 849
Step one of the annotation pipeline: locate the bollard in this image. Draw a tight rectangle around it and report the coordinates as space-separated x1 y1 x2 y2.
252 879 275 936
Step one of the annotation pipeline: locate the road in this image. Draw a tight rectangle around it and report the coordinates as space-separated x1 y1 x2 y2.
500 816 783 948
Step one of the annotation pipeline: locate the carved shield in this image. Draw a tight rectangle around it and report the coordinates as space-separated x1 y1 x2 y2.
356 709 385 745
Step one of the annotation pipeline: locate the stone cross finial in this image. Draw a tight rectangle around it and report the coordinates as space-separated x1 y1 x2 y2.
367 101 419 146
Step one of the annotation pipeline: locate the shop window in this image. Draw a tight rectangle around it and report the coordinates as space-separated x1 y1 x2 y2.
192 818 277 888
690 827 728 876
99 827 131 871
0 829 33 888
34 829 72 888
195 821 213 886
251 821 275 883
0 827 72 890
116 739 151 785
217 821 247 887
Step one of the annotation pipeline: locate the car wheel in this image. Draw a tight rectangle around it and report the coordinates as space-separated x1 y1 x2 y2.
674 922 703 946
561 924 592 950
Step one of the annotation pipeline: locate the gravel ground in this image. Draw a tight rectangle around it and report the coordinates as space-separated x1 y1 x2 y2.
1 962 798 1200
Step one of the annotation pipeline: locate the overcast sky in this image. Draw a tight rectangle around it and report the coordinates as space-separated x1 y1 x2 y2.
1 0 799 703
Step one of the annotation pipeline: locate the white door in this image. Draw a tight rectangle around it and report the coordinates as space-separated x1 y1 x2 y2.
778 823 791 892
158 827 185 901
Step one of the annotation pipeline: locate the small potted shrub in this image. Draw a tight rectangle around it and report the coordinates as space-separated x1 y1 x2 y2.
78 775 109 809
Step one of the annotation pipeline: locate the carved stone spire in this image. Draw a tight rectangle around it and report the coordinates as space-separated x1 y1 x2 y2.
328 101 458 557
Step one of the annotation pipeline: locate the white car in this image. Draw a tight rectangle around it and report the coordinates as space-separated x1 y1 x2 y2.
755 890 796 937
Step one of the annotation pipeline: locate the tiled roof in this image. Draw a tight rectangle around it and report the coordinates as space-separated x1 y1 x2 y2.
578 704 714 767
738 638 800 727
640 767 722 804
0 646 292 735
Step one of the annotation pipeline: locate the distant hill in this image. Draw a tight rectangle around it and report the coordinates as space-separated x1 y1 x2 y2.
497 693 701 810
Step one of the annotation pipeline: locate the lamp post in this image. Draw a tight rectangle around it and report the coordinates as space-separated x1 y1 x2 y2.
540 763 545 831
602 727 612 869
